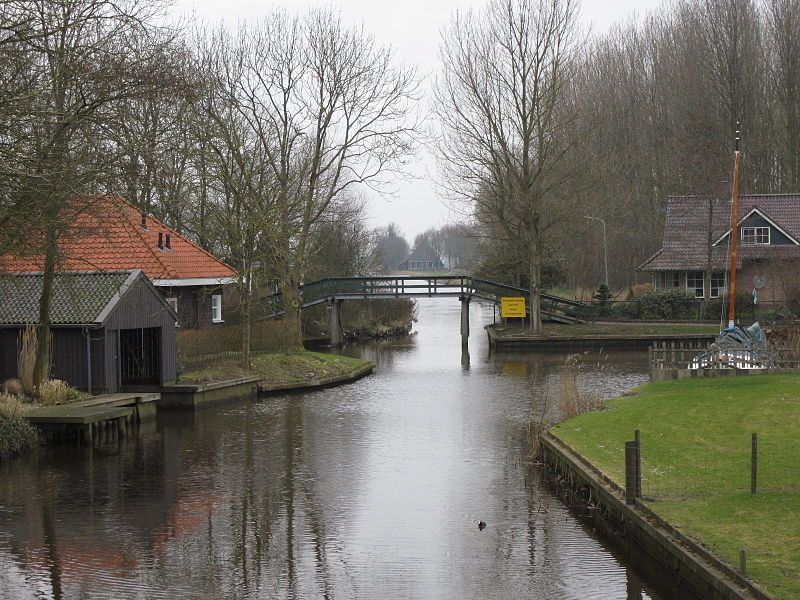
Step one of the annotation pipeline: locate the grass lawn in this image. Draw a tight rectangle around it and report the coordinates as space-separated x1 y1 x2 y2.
496 321 721 337
550 375 800 599
181 350 371 386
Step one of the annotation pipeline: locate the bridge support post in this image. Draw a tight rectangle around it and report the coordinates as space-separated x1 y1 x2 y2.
330 299 344 347
460 295 470 346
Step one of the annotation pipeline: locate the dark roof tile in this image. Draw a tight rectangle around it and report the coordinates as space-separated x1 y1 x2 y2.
638 194 800 271
0 270 135 325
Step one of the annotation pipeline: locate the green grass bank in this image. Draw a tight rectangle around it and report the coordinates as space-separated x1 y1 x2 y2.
181 350 372 387
550 375 800 599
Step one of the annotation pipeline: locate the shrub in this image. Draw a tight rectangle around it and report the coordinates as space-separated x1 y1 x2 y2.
303 298 417 337
36 379 69 406
0 393 25 418
613 289 698 320
0 395 39 460
2 378 23 397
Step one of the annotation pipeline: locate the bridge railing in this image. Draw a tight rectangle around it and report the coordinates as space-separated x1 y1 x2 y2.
261 275 588 323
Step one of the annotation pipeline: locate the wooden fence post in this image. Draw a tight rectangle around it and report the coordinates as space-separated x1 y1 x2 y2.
625 441 638 504
739 548 747 576
751 433 758 495
634 430 642 498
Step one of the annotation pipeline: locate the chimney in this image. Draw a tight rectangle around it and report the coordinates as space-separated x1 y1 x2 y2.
165 233 171 250
158 232 163 249
141 212 147 229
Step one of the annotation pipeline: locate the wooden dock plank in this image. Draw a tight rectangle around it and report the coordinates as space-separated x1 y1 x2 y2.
25 405 134 425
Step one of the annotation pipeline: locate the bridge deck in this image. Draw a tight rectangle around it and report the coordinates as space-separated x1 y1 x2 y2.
264 276 585 324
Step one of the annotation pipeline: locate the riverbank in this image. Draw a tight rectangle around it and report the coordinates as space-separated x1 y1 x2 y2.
549 375 800 599
180 350 374 389
488 321 719 349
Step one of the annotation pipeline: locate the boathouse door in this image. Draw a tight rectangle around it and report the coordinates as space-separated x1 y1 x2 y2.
119 327 161 388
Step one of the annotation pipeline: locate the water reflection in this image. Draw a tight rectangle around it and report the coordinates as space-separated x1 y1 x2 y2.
0 299 695 599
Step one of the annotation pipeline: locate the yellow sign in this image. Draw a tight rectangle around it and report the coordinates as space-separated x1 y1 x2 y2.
501 297 526 318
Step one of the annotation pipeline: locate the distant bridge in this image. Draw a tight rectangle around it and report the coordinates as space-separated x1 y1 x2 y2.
264 276 586 345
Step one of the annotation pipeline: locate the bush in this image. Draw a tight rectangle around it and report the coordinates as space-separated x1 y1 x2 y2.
36 379 69 406
2 378 23 397
0 393 25 417
0 396 39 460
303 298 416 337
612 289 698 320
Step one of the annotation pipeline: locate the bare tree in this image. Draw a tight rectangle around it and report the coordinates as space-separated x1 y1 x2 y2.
0 0 178 387
765 0 800 190
197 25 282 369
374 223 410 273
435 0 585 333
227 9 420 347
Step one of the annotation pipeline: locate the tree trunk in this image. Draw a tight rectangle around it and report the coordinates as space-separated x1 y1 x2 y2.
240 283 252 370
282 276 303 350
32 226 58 388
528 236 543 335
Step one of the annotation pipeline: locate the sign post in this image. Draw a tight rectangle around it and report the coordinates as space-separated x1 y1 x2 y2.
501 297 527 329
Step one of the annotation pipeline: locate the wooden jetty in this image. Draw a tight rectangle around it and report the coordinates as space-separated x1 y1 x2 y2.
24 392 158 446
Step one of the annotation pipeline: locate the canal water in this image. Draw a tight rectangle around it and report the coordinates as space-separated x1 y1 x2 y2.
0 299 695 599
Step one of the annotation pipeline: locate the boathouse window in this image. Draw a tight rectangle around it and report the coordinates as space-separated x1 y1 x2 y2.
686 271 704 298
211 294 223 323
166 297 178 314
741 226 770 245
710 272 725 298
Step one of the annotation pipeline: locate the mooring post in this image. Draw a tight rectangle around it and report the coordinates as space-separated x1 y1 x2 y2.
330 298 344 347
634 430 642 498
625 440 638 504
460 295 470 346
739 548 747 576
751 432 758 495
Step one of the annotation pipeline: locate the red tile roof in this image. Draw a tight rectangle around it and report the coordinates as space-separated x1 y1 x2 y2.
638 194 800 271
0 196 238 282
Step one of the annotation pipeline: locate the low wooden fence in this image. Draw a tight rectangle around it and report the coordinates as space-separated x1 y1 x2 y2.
649 340 800 380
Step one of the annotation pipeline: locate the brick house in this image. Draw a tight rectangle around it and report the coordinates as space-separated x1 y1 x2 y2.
0 196 238 329
638 194 800 303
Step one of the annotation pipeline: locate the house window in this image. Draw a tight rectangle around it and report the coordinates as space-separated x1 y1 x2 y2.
166 297 178 314
710 272 726 299
686 271 704 298
741 227 770 245
211 294 223 323
668 272 680 288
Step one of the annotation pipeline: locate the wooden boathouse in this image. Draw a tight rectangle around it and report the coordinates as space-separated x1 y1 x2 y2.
0 270 178 393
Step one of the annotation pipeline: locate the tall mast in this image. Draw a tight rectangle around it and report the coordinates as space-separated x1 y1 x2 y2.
727 127 742 329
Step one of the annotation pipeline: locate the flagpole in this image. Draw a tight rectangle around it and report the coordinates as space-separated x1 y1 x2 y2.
727 127 742 330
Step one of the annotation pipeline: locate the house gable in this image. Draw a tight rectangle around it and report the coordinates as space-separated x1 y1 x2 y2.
713 208 800 247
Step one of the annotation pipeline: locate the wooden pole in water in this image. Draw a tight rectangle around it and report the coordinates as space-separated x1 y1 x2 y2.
727 127 742 329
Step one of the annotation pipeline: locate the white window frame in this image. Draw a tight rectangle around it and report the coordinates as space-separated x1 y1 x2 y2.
710 272 726 299
166 297 178 314
741 226 770 245
211 294 223 323
686 271 704 299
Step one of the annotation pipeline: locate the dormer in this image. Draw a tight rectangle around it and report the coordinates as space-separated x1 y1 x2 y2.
713 208 799 247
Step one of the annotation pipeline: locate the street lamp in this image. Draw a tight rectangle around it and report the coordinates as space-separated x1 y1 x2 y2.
584 216 609 288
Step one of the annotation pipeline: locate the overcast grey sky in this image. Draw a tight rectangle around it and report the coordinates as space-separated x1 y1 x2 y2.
173 0 663 242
